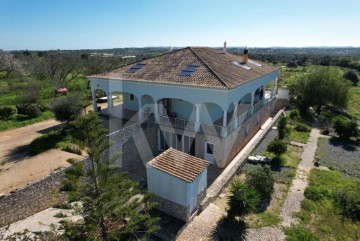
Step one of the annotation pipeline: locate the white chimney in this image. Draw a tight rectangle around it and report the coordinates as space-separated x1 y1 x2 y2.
223 41 227 53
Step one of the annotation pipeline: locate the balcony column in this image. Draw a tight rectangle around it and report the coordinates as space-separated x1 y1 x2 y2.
272 78 278 98
138 100 143 121
221 110 228 137
154 101 159 123
92 91 97 112
262 84 266 100
194 104 201 131
250 92 255 115
107 92 113 115
233 101 238 129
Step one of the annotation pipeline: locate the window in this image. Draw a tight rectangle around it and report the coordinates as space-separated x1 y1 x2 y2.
206 143 214 154
126 63 146 73
178 65 198 76
129 94 135 101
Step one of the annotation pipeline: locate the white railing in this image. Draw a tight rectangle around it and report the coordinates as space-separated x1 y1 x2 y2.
159 116 195 131
200 123 223 136
107 116 155 144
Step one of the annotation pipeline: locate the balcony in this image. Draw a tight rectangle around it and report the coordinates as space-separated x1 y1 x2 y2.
157 97 273 137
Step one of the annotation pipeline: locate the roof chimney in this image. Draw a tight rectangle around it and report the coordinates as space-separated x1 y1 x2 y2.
242 46 249 64
223 41 227 53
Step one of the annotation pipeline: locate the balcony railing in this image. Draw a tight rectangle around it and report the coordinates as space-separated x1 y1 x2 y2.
159 115 196 131
107 115 155 144
157 97 275 137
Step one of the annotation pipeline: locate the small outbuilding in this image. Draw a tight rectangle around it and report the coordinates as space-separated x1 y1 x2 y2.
146 148 209 221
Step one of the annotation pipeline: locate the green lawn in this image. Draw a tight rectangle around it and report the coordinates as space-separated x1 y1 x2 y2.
348 86 360 119
289 169 360 241
0 111 54 131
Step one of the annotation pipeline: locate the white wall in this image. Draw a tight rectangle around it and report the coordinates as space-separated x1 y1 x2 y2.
147 165 188 206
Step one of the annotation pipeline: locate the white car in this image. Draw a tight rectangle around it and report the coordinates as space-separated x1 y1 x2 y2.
247 155 272 164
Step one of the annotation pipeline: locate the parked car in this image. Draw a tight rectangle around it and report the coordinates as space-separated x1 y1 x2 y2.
247 155 272 164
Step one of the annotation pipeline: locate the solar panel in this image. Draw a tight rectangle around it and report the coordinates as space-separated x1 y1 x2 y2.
177 65 198 76
126 68 138 73
126 63 146 73
178 71 193 76
183 66 198 72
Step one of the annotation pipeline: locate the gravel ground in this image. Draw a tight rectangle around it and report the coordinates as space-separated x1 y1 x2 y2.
252 128 278 155
245 227 285 241
317 137 360 178
176 204 225 241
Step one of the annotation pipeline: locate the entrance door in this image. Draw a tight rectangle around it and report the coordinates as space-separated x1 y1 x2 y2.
204 142 215 164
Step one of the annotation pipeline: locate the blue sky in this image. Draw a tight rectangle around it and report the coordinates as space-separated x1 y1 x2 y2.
1 0 359 50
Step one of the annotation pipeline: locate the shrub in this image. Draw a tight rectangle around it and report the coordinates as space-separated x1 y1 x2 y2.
51 93 83 122
271 155 286 167
267 140 287 156
332 116 359 139
343 69 359 86
334 183 360 221
289 108 300 121
278 115 288 139
304 186 328 201
321 128 330 135
16 103 42 118
294 123 311 132
0 105 17 120
227 178 260 220
246 166 275 200
284 226 318 241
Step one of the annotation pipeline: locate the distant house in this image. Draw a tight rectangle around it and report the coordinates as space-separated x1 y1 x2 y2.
87 45 280 168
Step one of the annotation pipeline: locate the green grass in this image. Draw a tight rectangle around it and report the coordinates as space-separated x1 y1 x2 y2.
282 145 302 168
348 86 360 119
248 211 282 228
0 111 54 131
288 129 310 144
293 169 360 241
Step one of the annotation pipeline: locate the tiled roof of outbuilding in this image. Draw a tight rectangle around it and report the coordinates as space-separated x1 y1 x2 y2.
147 148 209 183
88 47 278 90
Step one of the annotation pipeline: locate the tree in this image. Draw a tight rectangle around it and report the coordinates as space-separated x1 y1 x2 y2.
61 113 160 240
0 49 25 78
343 69 359 86
293 67 349 114
246 166 275 200
277 115 288 139
51 93 83 122
332 116 359 140
227 178 260 220
33 51 82 88
267 139 287 156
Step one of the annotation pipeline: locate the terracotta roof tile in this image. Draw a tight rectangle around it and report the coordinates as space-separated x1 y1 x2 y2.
88 47 278 90
147 148 209 183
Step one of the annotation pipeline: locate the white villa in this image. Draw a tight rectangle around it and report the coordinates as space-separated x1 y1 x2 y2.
87 46 280 168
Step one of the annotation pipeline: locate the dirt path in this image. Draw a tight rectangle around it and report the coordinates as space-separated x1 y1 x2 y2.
0 119 83 195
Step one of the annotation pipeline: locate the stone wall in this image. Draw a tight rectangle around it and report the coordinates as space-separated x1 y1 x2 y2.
0 169 67 227
120 126 158 169
152 195 193 222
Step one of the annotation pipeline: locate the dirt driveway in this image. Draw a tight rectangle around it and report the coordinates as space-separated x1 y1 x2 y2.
0 119 84 195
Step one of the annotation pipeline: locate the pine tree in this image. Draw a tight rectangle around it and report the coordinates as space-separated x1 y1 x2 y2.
61 113 160 241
